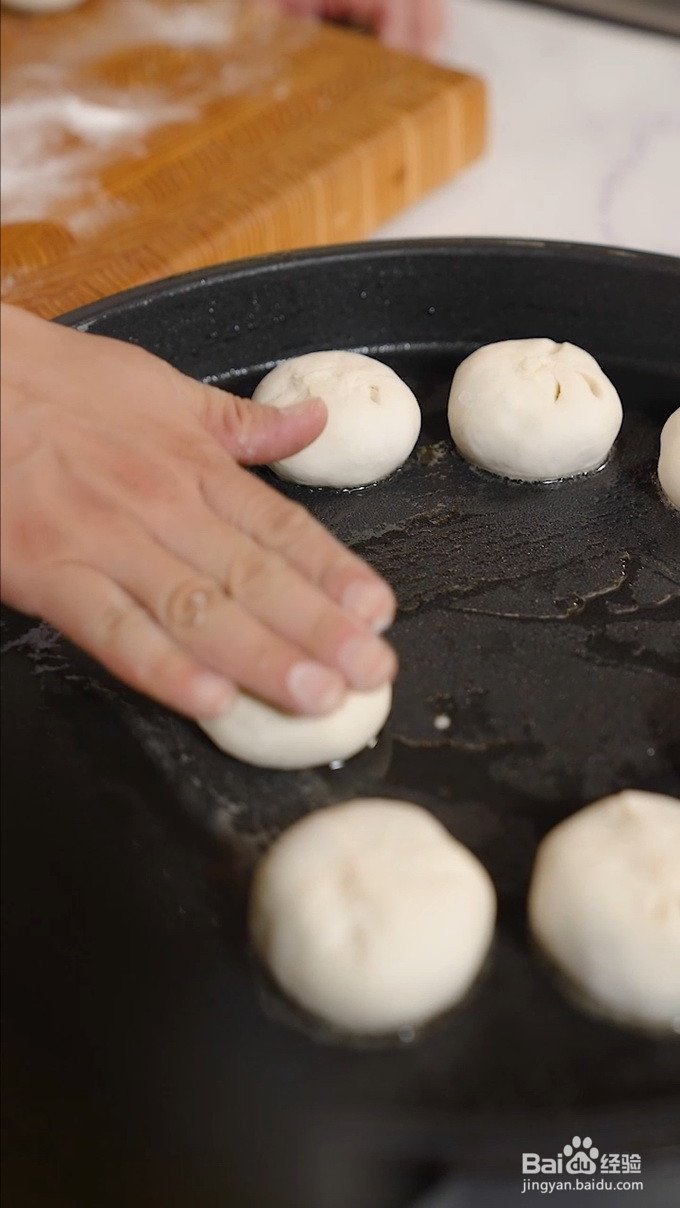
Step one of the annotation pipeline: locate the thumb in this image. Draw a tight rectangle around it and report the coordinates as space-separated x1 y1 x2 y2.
196 385 327 465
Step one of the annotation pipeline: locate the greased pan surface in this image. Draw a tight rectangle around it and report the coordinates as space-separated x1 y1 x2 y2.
2 241 680 1207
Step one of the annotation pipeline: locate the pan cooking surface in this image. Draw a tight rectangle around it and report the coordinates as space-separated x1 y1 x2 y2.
2 242 680 1191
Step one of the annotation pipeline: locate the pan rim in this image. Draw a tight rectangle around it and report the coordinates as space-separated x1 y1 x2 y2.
54 236 680 330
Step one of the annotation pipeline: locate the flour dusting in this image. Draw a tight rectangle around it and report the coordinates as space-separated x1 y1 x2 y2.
1 90 194 222
0 0 271 228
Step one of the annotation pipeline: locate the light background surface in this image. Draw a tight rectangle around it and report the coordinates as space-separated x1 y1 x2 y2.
374 0 680 256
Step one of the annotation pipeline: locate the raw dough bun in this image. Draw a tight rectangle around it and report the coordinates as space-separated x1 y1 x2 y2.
250 798 496 1033
252 350 422 488
528 790 680 1031
199 683 391 770
448 338 623 481
658 408 680 510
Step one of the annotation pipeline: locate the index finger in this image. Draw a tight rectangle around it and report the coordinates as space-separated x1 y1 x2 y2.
201 463 396 633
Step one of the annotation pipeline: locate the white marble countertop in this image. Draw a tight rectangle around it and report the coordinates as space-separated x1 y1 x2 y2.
375 0 680 257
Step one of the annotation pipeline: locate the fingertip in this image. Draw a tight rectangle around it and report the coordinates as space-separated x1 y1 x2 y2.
190 671 237 719
337 632 398 691
342 580 397 632
233 394 328 465
287 660 346 716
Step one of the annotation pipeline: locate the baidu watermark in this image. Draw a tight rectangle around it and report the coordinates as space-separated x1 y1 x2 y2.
521 1135 643 1195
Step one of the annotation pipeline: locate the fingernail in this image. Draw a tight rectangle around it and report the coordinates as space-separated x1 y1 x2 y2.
342 581 395 632
288 661 344 715
192 672 235 718
371 612 395 636
338 635 397 689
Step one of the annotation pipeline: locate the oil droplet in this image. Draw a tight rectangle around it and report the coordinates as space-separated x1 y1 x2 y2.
398 1025 416 1043
434 714 451 731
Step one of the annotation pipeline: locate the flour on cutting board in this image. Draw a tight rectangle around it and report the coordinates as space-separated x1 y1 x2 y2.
1 89 194 224
1 0 284 227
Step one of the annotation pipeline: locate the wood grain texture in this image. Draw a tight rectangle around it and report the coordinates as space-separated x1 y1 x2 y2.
1 1 485 318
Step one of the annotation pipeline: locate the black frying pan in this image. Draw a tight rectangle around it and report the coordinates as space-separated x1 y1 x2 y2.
2 240 680 1208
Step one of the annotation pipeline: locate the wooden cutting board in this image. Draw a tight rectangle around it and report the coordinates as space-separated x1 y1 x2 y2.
1 0 485 319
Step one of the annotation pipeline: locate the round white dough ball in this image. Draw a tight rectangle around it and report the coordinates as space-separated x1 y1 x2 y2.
448 338 623 482
252 350 422 488
199 683 391 770
528 790 680 1031
250 798 496 1033
658 408 680 510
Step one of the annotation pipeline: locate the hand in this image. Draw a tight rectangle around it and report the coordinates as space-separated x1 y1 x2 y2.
272 0 444 54
1 303 397 720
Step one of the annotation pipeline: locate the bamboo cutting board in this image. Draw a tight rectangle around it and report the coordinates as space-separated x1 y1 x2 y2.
1 0 485 319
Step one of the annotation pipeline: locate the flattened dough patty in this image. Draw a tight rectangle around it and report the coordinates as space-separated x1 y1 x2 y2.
199 684 391 770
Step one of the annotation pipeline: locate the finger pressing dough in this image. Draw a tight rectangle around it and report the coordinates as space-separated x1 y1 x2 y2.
199 683 391 770
448 338 623 482
658 408 680 510
252 350 422 488
250 798 496 1034
528 790 680 1031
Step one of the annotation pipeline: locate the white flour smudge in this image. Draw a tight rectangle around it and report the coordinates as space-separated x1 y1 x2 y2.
1 90 194 222
0 0 255 228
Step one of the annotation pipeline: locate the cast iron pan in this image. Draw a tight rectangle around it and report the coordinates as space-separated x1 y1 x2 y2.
2 240 680 1208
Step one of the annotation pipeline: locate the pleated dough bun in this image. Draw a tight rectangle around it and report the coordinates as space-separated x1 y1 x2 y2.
199 683 391 770
253 350 421 488
250 798 496 1034
529 790 680 1030
448 338 623 482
